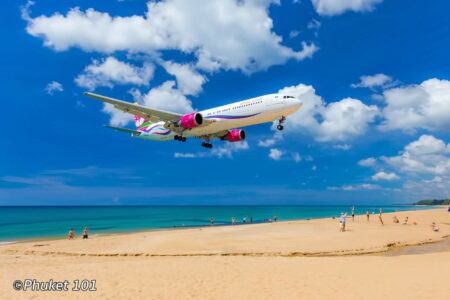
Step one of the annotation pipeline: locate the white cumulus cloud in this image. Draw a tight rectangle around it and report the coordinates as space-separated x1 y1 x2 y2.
371 171 399 181
382 135 450 176
45 81 63 95
162 61 206 96
75 57 154 90
311 0 383 16
278 83 379 142
358 157 377 167
23 0 318 73
380 78 450 132
351 73 395 89
269 148 283 160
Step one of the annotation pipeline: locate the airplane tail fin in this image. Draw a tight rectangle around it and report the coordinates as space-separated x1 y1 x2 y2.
133 102 152 131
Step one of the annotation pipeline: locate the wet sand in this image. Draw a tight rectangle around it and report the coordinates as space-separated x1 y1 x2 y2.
1 207 449 299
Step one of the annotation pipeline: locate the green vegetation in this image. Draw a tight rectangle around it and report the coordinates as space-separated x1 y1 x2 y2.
415 199 450 205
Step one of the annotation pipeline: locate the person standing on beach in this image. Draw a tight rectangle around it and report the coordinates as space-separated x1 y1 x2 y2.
351 207 355 221
339 213 347 232
83 227 89 239
210 217 215 226
378 209 384 225
232 216 236 225
274 214 278 222
366 210 370 222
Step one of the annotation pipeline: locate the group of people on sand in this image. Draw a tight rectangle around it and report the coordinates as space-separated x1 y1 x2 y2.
68 227 89 240
209 215 278 226
339 207 440 232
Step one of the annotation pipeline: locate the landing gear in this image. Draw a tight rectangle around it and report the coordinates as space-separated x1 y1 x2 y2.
201 142 213 149
174 135 186 142
277 116 286 131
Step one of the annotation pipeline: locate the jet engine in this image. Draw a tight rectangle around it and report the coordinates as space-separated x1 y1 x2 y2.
224 129 246 142
179 112 203 129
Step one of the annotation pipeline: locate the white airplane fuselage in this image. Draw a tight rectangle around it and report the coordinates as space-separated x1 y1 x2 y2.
137 93 302 141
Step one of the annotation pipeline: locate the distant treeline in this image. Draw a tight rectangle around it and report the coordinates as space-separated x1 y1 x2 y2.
415 199 450 205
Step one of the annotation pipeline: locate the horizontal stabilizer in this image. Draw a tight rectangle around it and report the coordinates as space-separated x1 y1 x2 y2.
103 125 141 136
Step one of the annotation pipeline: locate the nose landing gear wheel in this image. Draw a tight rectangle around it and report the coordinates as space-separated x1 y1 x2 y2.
277 116 286 131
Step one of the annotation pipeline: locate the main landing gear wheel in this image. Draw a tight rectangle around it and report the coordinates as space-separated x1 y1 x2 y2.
201 142 213 149
277 116 286 131
174 135 187 142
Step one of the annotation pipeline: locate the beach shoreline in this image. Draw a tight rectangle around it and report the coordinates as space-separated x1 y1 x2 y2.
0 206 439 246
1 207 449 300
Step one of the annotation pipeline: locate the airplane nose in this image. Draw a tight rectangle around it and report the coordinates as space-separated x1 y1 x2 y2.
292 98 302 108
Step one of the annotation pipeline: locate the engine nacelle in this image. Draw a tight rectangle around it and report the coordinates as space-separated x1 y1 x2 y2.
179 112 203 129
225 129 246 142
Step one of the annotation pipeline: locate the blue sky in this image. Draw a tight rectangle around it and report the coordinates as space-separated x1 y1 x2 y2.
1 0 449 205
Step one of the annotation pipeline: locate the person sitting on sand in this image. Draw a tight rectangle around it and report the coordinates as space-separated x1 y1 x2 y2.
402 216 409 225
83 227 89 239
378 209 384 225
393 216 399 223
431 222 440 232
68 228 75 240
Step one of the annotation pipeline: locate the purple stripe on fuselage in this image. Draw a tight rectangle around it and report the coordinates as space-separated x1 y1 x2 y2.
153 130 171 135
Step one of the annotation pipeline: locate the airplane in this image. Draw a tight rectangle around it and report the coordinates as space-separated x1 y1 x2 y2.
84 92 302 149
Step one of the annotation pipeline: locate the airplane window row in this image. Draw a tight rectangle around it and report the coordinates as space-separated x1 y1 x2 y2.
232 100 262 110
206 100 264 115
283 96 295 99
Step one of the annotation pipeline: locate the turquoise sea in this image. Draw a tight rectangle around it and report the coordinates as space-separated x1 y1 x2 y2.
0 205 433 242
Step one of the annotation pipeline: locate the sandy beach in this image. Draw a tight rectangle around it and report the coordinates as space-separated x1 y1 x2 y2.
1 207 449 300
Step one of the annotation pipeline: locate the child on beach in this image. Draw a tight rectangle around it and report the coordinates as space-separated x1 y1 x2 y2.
68 228 75 240
393 216 399 223
431 222 439 232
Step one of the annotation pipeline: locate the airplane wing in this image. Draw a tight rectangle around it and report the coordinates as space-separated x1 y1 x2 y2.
104 125 141 136
85 92 182 122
